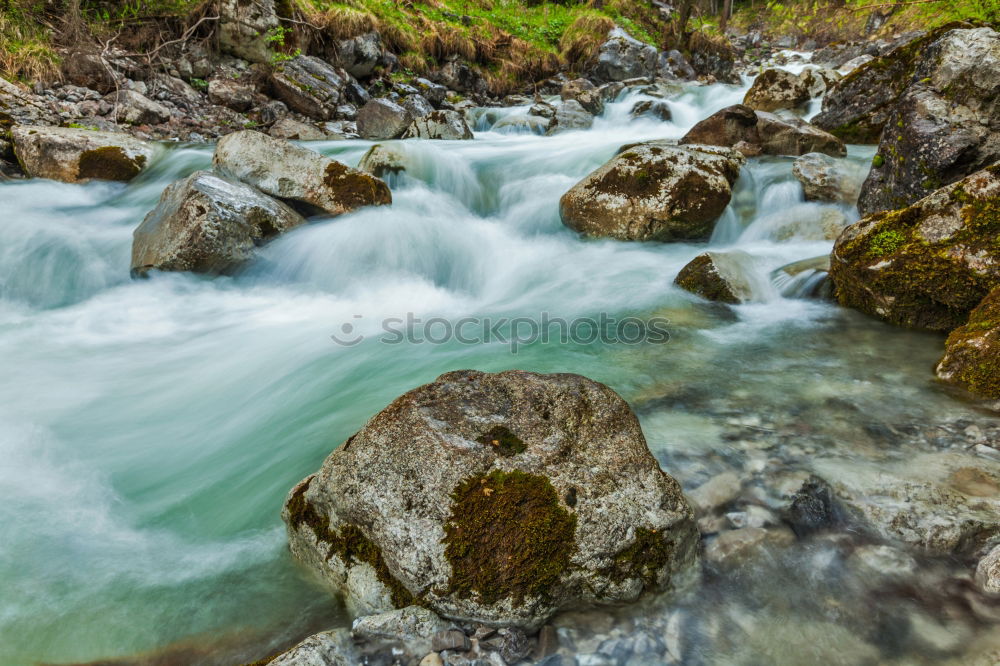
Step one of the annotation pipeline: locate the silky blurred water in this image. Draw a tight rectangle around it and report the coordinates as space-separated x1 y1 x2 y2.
1 76 997 666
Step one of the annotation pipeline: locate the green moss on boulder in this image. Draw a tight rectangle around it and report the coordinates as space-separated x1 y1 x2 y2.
936 287 1000 400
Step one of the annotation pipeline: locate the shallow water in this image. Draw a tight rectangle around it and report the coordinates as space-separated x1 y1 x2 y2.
2 75 998 666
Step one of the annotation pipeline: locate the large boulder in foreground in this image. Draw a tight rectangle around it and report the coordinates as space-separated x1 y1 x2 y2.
282 370 699 629
131 170 305 276
936 287 1000 401
559 142 743 242
11 126 156 183
213 130 390 217
680 105 845 158
858 28 1000 216
831 164 1000 332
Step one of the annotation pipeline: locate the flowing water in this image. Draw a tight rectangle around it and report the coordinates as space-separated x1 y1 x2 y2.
2 71 999 666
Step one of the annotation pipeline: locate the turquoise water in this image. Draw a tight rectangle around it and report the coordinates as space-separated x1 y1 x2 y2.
1 79 997 665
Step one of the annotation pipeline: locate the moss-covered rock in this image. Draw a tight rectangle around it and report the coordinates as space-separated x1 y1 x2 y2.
559 142 744 242
936 287 1000 401
680 104 845 158
830 163 1000 331
281 370 699 629
743 67 838 113
674 251 759 304
11 125 156 183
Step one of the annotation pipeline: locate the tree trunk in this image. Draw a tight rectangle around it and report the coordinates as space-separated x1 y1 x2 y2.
720 0 733 34
677 0 694 48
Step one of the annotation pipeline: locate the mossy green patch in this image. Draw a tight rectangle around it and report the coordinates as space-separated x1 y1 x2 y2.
940 288 1000 399
442 469 576 606
867 229 906 257
603 527 672 589
476 425 526 457
287 480 417 607
77 146 146 181
324 161 392 209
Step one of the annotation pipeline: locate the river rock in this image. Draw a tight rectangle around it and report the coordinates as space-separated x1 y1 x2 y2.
686 472 742 515
704 527 796 567
857 28 1000 216
743 68 812 112
270 628 359 666
331 32 383 78
352 606 450 651
792 152 863 204
113 89 170 125
414 78 448 106
358 144 407 178
810 452 1000 555
131 170 305 276
936 287 1000 400
830 164 1000 332
630 100 672 122
281 370 699 629
674 251 758 304
559 142 743 242
403 110 473 140
357 98 412 140
546 100 594 134
11 125 155 183
213 130 390 217
589 28 658 83
208 78 253 112
270 55 354 121
977 544 1000 595
560 78 603 116
680 105 845 157
268 117 326 141
400 93 434 119
0 77 61 128
219 0 278 64
434 59 486 95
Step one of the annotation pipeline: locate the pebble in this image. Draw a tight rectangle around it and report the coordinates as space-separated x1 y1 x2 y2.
687 472 742 515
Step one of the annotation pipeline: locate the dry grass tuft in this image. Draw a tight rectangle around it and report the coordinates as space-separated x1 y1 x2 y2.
559 13 614 71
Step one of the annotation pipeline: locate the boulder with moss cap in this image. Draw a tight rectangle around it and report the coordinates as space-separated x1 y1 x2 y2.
936 287 1000 401
11 125 156 183
680 105 845 158
213 130 391 217
559 142 743 242
282 369 699 629
830 163 1000 332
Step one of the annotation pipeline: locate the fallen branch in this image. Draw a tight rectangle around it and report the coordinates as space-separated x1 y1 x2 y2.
121 15 220 59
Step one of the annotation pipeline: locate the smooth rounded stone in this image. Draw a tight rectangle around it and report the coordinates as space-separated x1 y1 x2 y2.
686 472 742 516
809 452 1000 555
976 544 1000 595
358 143 407 179
207 78 253 112
704 527 796 567
937 288 1000 401
213 130 391 217
752 204 849 242
403 110 473 140
268 117 326 141
792 152 864 204
281 370 699 629
629 100 672 122
492 114 549 135
674 251 767 305
546 99 594 135
680 104 845 157
270 55 353 121
352 606 450 651
831 164 1000 332
331 31 382 78
357 98 413 140
589 28 659 83
560 78 603 115
112 89 171 125
270 628 359 666
559 142 743 242
11 126 156 183
847 544 918 580
400 93 435 119
743 68 812 112
130 170 305 277
432 629 471 652
219 0 278 64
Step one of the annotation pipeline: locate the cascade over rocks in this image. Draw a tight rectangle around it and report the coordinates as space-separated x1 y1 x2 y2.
680 105 845 158
559 142 744 242
357 98 413 140
130 170 305 277
674 251 763 304
270 56 355 121
11 126 156 183
281 370 699 629
831 164 1000 332
936 287 1000 401
403 110 473 140
213 130 390 217
793 152 865 204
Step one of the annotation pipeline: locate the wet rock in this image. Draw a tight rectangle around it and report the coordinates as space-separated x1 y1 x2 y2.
358 143 407 179
213 130 391 217
743 68 812 112
674 251 763 305
493 115 549 135
560 78 603 115
704 527 796 567
352 606 450 651
130 170 305 276
535 625 560 660
403 110 473 140
546 100 594 134
114 89 170 125
331 32 383 78
785 475 839 536
831 164 1000 332
433 629 471 652
268 117 326 141
559 142 743 242
270 56 353 121
680 104 845 157
529 101 556 119
792 152 864 204
589 28 658 83
400 93 435 119
686 472 742 515
936 287 1000 401
208 78 253 112
976 544 1000 595
11 125 155 183
629 100 672 122
281 370 699 629
810 452 1000 555
659 50 696 80
482 627 531 662
270 628 359 666
771 256 833 300
357 98 412 140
